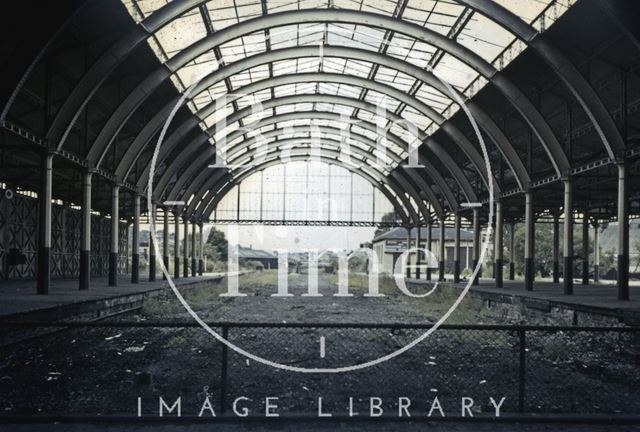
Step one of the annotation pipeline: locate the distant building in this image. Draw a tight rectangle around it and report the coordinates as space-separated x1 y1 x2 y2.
372 227 474 274
238 246 278 269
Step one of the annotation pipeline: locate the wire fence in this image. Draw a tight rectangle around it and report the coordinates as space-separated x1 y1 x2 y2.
0 321 639 420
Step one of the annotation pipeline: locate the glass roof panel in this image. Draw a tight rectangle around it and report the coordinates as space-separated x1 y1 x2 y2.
457 12 515 63
154 7 206 59
121 0 579 179
432 53 477 91
174 51 219 88
492 0 550 22
326 24 387 52
403 0 466 36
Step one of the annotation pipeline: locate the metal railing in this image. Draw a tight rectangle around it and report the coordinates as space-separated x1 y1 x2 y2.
1 321 639 421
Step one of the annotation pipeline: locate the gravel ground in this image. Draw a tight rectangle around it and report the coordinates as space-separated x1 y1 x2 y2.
2 421 640 432
0 271 638 421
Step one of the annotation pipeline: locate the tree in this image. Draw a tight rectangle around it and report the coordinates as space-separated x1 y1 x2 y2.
374 212 398 238
348 251 369 273
206 227 228 262
600 248 616 275
509 221 593 278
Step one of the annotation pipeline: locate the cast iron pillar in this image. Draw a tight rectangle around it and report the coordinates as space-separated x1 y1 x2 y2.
495 201 504 288
174 212 180 279
472 208 480 286
552 212 560 283
509 222 516 281
453 212 461 283
582 212 589 286
163 208 170 280
37 152 53 295
438 219 445 282
183 216 189 278
131 195 140 284
426 222 432 281
524 191 534 292
79 170 92 290
148 203 156 282
199 222 204 275
563 178 573 295
593 221 600 283
191 221 197 276
414 224 421 279
617 163 629 300
108 184 120 287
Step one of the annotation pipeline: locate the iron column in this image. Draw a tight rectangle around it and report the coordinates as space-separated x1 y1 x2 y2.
453 212 461 283
191 221 197 276
472 208 480 286
617 163 629 300
438 219 445 282
108 184 119 287
563 178 573 295
403 227 411 278
552 212 560 283
415 224 422 279
582 212 589 285
148 203 156 282
132 194 140 284
163 208 169 280
199 222 204 275
509 222 516 280
174 212 180 279
524 191 534 291
593 221 600 283
495 201 504 288
183 216 189 278
426 222 432 281
37 152 53 295
79 170 92 290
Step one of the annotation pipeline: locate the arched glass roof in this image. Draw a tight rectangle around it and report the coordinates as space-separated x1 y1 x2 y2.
121 0 576 119
113 0 578 223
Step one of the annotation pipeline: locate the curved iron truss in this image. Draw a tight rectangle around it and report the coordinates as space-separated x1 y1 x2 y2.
0 0 638 297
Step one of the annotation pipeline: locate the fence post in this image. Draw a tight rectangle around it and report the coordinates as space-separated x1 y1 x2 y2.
518 328 526 413
220 326 229 414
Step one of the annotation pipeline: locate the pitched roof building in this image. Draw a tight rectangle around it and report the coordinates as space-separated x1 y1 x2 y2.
372 226 474 275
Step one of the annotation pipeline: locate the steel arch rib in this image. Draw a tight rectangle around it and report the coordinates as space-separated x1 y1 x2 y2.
179 92 497 193
125 71 528 191
14 0 601 175
193 154 416 224
45 0 206 150
224 136 453 216
177 134 449 218
149 85 484 203
67 10 567 176
175 143 429 224
151 124 459 212
456 0 626 159
179 145 425 224
194 154 414 225
159 111 477 206
157 110 477 208
184 140 442 222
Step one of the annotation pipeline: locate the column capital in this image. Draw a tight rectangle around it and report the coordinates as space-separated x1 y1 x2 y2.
43 148 57 158
614 153 627 165
560 174 572 183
